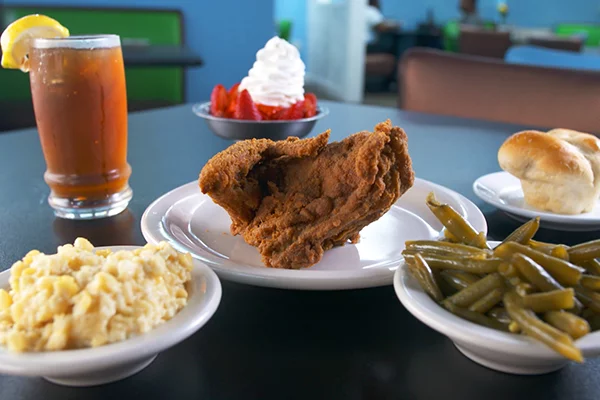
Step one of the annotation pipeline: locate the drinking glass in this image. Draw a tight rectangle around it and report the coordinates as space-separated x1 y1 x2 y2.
29 35 132 219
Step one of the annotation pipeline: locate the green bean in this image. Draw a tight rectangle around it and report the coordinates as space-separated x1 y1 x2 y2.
504 292 583 362
498 262 520 279
501 217 540 245
439 270 480 292
442 229 459 243
581 274 600 291
580 259 600 276
529 239 559 248
529 240 570 260
402 248 488 260
513 254 564 292
406 253 444 302
494 242 584 286
509 321 521 333
488 307 511 325
405 240 492 257
582 308 596 320
469 288 504 313
569 239 600 264
443 273 505 307
426 192 491 250
585 313 600 332
574 285 600 314
499 266 533 295
443 302 508 331
544 311 590 340
522 288 575 313
513 254 584 313
403 253 502 274
516 282 536 296
551 246 570 261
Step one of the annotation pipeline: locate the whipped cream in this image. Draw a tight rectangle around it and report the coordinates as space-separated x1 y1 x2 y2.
239 36 305 107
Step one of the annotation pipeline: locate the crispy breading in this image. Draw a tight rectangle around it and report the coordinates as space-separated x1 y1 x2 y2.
199 120 414 269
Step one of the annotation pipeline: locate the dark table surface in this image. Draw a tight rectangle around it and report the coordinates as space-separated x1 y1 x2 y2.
1 101 599 400
121 45 203 67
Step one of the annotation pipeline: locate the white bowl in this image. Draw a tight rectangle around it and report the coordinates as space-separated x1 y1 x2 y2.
0 246 222 386
393 241 600 375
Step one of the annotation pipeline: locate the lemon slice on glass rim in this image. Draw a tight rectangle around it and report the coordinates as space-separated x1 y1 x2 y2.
1 14 69 72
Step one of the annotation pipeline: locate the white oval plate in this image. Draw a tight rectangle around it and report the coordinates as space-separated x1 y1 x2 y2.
0 246 222 387
473 171 600 231
141 178 487 290
394 241 600 375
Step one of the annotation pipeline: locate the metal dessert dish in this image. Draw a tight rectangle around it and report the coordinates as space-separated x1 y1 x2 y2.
192 102 329 141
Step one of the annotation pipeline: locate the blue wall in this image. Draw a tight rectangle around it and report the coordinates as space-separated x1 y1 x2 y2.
381 0 600 30
277 0 600 46
275 0 306 58
4 0 276 102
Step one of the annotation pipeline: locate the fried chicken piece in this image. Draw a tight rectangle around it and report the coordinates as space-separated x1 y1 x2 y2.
199 120 414 269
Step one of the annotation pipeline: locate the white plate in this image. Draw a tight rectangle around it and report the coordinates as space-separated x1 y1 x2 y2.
0 246 222 387
141 178 487 290
474 171 600 231
394 241 600 375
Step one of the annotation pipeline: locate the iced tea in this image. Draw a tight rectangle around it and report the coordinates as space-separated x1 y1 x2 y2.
29 35 131 219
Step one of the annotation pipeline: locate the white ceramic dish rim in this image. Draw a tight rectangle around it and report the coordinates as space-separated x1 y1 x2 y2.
0 245 222 377
140 178 488 289
192 101 329 124
473 171 600 226
394 241 600 359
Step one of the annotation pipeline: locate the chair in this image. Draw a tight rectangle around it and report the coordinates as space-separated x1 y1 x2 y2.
365 28 399 91
398 48 600 133
506 45 600 72
459 27 512 58
366 54 397 80
528 37 583 52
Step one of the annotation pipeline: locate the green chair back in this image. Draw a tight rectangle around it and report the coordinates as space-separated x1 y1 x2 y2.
443 21 460 52
555 23 600 47
1 6 184 103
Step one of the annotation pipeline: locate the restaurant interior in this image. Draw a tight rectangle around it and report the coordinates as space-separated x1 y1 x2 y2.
2 0 600 399
1 0 599 132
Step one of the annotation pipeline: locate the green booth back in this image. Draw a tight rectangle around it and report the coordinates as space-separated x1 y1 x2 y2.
1 6 184 104
555 23 600 47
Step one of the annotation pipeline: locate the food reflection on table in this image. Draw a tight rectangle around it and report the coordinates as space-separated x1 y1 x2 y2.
53 209 136 246
199 120 415 270
404 193 600 362
0 239 192 352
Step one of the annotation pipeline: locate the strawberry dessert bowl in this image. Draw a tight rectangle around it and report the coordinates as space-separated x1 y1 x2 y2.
193 37 328 141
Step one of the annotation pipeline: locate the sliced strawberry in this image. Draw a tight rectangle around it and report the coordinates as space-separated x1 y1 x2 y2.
303 93 317 118
257 104 283 120
227 83 240 117
279 100 305 120
210 84 228 117
234 89 262 120
270 107 289 120
228 83 240 98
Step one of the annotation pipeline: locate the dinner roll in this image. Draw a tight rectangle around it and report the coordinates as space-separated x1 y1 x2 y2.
498 129 600 214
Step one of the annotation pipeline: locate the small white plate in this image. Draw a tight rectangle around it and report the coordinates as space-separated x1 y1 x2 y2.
0 246 222 387
473 171 600 231
394 241 600 375
141 178 487 290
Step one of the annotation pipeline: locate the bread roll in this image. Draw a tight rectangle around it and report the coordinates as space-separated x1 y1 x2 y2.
498 129 600 214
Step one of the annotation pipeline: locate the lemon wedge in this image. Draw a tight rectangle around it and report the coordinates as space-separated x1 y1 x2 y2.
1 14 69 72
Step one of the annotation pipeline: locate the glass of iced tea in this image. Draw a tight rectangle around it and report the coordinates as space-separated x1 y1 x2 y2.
29 35 132 219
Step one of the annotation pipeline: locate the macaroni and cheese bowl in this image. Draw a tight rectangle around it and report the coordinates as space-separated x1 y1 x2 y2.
0 241 222 387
